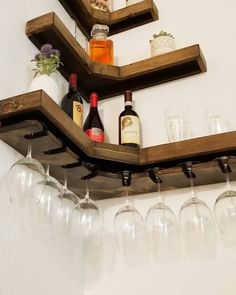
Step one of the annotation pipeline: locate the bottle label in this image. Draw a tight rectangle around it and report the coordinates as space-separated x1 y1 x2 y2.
73 101 83 128
86 128 104 142
120 115 140 145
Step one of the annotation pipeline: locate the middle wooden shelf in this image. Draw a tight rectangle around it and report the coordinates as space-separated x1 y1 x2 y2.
1 91 236 200
26 12 207 102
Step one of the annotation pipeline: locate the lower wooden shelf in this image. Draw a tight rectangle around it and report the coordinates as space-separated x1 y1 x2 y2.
1 91 236 200
26 12 207 102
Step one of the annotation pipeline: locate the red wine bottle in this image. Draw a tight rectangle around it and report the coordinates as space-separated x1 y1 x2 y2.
61 73 83 128
83 92 104 142
119 90 140 148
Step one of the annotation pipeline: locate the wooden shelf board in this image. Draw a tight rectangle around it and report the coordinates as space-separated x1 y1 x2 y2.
57 0 159 39
26 12 207 102
0 91 236 199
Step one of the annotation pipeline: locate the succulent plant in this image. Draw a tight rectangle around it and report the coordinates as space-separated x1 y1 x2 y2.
153 30 175 39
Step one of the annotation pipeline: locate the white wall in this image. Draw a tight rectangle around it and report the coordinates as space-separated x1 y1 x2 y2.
0 1 85 294
1 0 236 294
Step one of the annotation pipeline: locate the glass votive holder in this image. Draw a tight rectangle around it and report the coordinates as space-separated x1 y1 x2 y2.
165 108 192 143
206 110 229 135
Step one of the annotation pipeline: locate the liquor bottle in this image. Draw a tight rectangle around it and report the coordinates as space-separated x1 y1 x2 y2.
89 24 114 65
61 73 83 128
119 90 141 148
83 92 104 142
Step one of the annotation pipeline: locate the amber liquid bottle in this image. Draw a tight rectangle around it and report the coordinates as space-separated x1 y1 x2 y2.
119 91 140 148
61 73 83 128
83 92 104 142
89 24 114 65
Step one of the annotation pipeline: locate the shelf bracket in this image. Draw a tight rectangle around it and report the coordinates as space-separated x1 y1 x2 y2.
181 161 196 179
216 156 232 174
148 167 162 184
121 170 131 187
24 122 48 139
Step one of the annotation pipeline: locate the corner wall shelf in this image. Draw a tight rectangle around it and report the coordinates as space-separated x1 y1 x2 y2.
26 12 207 102
57 0 159 39
1 91 236 200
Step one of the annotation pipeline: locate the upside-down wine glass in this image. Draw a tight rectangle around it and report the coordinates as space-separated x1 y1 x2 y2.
6 142 46 229
179 162 217 261
78 174 102 237
145 168 180 263
214 157 236 247
113 171 149 268
52 175 79 241
31 164 63 230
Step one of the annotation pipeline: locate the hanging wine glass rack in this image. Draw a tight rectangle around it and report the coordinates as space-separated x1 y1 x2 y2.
1 90 236 200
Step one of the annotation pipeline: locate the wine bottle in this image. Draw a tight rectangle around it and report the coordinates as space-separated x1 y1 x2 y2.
119 90 140 148
83 92 104 142
61 73 83 128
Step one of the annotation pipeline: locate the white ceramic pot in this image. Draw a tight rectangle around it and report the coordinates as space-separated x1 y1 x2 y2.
29 74 61 105
150 36 176 57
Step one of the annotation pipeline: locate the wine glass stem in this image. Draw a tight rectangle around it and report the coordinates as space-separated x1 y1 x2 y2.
156 179 164 203
125 186 129 206
190 176 196 200
26 142 32 158
85 179 90 201
45 163 50 177
225 171 231 190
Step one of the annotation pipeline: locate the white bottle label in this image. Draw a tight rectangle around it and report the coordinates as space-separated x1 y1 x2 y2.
120 115 140 145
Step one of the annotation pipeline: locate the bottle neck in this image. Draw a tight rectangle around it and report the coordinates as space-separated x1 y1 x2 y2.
92 33 107 40
124 101 133 110
68 74 77 92
90 93 98 108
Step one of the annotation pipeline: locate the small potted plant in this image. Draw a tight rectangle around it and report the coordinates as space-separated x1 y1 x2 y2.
29 44 62 104
149 30 176 57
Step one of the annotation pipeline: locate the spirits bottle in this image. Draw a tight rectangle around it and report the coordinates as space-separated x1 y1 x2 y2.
83 92 104 142
89 24 114 65
119 90 141 148
61 73 83 128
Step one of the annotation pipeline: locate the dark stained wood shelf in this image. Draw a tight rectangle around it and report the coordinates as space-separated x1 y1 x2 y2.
26 12 207 102
57 0 159 39
1 91 236 200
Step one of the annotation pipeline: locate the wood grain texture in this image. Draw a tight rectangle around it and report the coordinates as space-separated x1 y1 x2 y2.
57 0 159 38
1 91 236 199
25 12 207 102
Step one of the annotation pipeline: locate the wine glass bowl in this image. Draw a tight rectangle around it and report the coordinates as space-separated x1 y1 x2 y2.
179 162 217 261
77 178 102 237
145 169 180 263
52 184 79 241
146 202 180 263
179 196 217 261
114 201 149 268
6 145 46 228
214 190 236 235
31 166 63 230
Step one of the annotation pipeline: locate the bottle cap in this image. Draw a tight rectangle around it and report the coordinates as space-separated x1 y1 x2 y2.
69 73 77 88
124 90 132 101
90 92 98 107
91 24 109 38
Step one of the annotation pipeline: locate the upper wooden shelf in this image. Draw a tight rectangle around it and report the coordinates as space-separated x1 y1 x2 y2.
1 91 236 200
26 12 207 102
57 0 159 39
